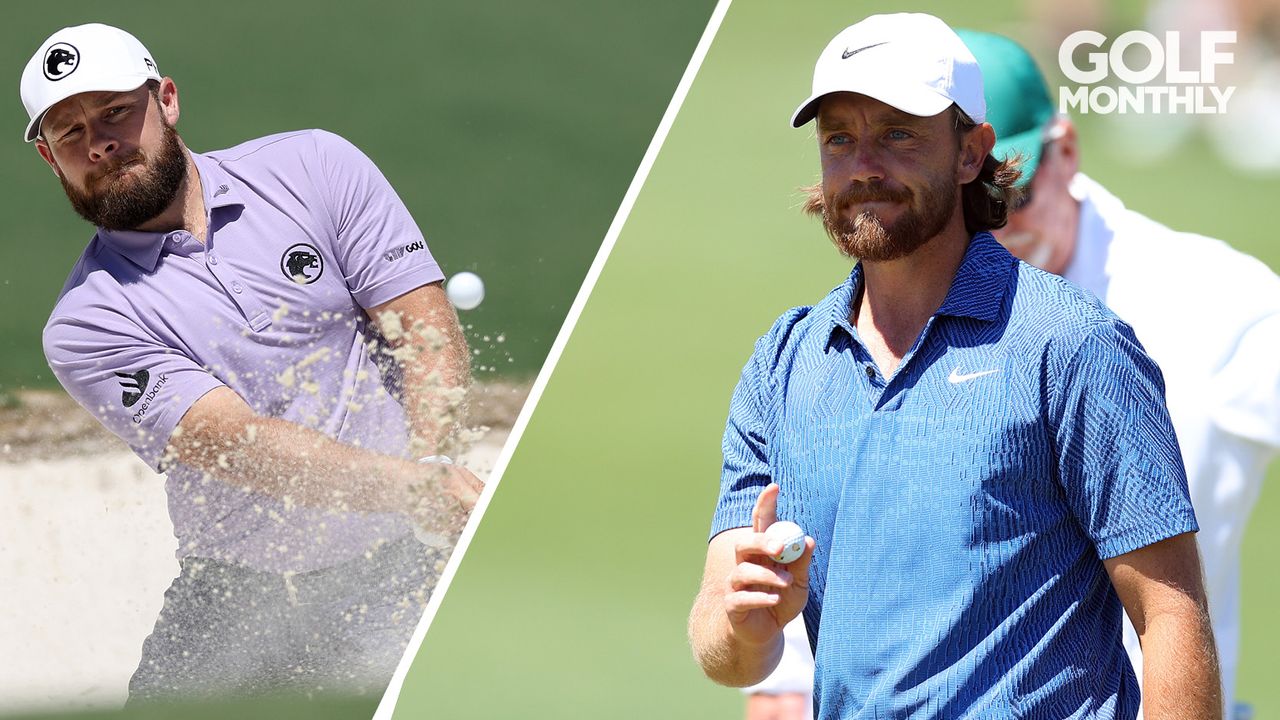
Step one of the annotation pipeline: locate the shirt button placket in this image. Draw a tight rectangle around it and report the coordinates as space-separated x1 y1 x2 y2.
205 251 269 331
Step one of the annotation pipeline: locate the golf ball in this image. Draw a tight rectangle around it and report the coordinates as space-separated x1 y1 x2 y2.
765 520 806 564
446 272 485 310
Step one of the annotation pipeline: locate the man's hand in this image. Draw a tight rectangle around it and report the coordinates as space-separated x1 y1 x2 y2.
725 484 814 646
406 463 485 539
437 464 484 511
689 484 815 687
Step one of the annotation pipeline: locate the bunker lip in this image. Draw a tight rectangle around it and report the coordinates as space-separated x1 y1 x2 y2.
0 380 530 464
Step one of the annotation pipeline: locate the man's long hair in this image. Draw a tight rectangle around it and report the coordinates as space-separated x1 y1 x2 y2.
953 107 1023 234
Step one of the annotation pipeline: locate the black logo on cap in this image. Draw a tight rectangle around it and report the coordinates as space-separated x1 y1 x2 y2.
281 243 324 284
116 368 150 408
842 42 888 59
44 42 79 81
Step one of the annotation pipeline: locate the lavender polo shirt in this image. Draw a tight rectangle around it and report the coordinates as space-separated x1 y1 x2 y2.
43 130 445 573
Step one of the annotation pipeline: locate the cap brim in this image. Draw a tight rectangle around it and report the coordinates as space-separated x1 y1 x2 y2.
23 75 153 142
790 83 954 128
993 125 1043 188
25 112 51 143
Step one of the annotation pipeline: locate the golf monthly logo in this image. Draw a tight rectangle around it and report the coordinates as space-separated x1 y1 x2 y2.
43 43 79 81
281 243 324 284
384 240 425 263
1058 31 1236 114
115 368 170 423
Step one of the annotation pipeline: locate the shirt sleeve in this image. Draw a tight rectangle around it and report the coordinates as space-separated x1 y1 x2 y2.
309 130 445 309
710 335 778 541
44 311 225 472
1208 312 1280 449
1050 320 1198 559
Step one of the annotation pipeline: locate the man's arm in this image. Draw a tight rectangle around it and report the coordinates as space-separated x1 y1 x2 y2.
1104 532 1222 720
367 281 471 459
743 617 814 720
167 386 480 524
689 484 814 687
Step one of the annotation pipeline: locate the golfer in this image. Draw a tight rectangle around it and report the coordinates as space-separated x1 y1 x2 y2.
22 23 481 702
689 13 1221 719
745 28 1277 720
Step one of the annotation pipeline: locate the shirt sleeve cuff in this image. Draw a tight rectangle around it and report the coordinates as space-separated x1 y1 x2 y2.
1092 512 1199 560
352 261 445 309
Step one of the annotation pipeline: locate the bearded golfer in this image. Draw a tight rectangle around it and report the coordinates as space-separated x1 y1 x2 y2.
22 23 481 702
689 13 1221 719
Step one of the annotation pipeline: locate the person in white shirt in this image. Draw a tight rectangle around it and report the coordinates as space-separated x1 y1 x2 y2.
745 29 1279 720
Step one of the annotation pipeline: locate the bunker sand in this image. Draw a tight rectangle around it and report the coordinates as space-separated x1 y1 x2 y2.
0 382 526 714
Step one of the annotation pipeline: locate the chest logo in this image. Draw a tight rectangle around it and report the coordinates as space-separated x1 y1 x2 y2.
43 43 79 81
281 243 324 284
948 367 1000 384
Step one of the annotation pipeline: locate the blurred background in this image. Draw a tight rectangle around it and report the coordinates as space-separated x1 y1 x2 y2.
0 1 714 718
393 0 1280 718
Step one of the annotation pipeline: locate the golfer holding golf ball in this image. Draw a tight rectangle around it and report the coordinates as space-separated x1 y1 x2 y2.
689 13 1219 720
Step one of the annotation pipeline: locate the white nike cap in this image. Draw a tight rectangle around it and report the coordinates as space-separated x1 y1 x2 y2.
20 23 162 142
790 13 985 128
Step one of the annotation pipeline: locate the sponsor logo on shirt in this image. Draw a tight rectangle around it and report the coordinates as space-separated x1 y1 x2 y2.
116 369 150 407
947 367 1000 384
43 43 79 81
384 240 425 263
280 243 324 284
115 368 170 423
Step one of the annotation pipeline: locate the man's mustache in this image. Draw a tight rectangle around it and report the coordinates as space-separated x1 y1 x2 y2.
828 182 911 211
92 152 145 183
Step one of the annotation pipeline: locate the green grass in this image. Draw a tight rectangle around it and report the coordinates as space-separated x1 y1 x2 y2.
0 0 711 389
394 1 1280 718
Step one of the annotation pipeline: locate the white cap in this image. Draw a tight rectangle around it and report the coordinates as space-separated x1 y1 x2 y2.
20 23 161 142
790 13 985 128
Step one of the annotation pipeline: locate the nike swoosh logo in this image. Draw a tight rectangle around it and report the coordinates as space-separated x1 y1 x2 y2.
948 368 1000 384
842 42 888 59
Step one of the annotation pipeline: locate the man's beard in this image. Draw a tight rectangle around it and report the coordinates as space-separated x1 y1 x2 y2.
59 121 188 231
805 170 957 262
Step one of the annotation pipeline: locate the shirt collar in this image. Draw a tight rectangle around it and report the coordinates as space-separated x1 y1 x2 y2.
191 151 245 211
822 263 861 337
823 231 1016 338
94 150 245 272
934 231 1016 322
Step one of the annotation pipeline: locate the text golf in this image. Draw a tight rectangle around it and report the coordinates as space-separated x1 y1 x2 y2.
1058 30 1236 114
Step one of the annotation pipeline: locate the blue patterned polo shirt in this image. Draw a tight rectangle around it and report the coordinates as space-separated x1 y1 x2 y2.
710 232 1197 719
